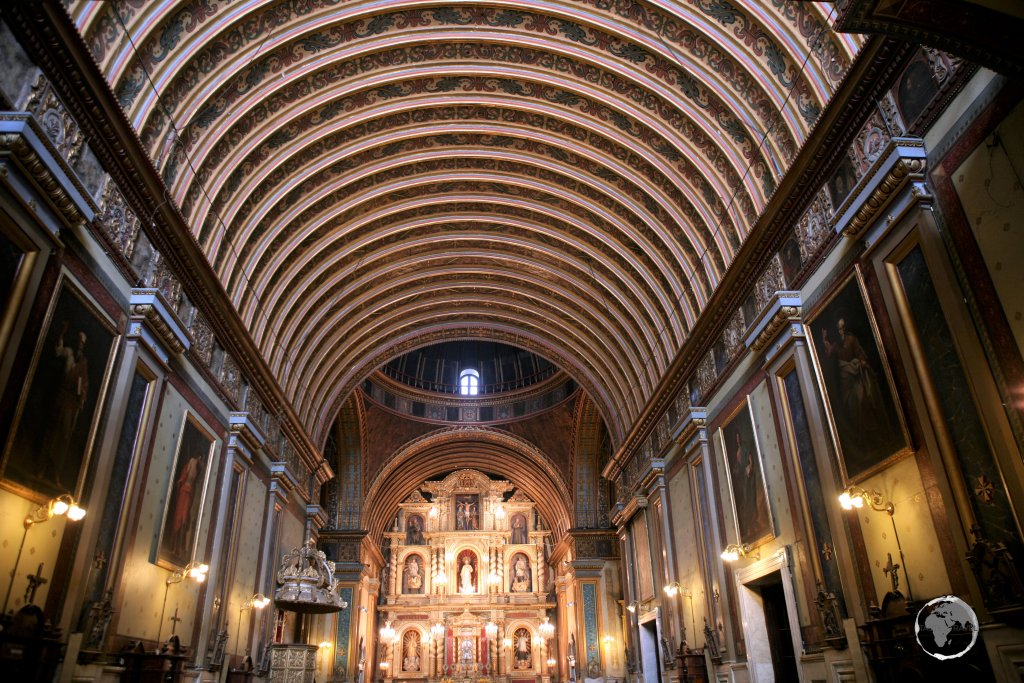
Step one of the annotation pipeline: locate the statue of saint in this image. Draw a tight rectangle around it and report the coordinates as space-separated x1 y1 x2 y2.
510 515 528 544
403 633 420 672
459 555 475 593
510 554 531 592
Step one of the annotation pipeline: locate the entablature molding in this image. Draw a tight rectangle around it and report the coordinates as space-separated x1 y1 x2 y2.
834 137 930 240
0 115 94 233
128 287 190 364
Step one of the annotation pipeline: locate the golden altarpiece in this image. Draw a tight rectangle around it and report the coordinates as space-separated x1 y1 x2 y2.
379 470 557 683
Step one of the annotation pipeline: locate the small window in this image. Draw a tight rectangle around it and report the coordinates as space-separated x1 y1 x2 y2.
459 368 480 396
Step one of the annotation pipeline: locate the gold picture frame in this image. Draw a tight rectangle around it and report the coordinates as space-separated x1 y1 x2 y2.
0 271 119 501
717 396 774 549
805 269 912 482
156 412 216 571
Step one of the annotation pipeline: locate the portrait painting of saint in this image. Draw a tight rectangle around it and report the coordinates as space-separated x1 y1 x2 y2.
1 275 117 499
719 400 773 549
157 414 215 569
454 493 479 530
403 553 425 594
807 273 908 481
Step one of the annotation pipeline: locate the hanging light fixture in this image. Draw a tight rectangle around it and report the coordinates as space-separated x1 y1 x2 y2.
538 617 555 639
380 620 397 645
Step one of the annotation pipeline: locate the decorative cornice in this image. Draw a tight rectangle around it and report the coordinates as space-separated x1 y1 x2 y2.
128 288 189 360
835 138 929 240
743 291 803 353
0 117 93 230
229 411 266 455
674 407 708 451
307 504 328 531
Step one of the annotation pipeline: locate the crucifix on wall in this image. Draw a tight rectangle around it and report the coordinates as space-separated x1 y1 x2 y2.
23 562 48 606
169 606 182 634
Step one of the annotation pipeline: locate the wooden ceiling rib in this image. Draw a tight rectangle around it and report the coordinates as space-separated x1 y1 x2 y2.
68 0 861 450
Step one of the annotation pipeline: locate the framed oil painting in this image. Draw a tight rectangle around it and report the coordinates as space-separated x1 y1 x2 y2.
806 271 909 481
1 273 118 500
718 398 773 549
157 413 215 570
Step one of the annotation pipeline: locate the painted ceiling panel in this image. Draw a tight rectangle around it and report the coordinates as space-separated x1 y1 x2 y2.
68 0 863 445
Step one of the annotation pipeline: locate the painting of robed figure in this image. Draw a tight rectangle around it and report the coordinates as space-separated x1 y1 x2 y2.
157 414 215 569
719 400 773 548
807 273 908 481
1 275 117 499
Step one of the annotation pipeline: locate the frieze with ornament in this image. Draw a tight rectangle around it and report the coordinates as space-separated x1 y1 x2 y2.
850 110 893 178
24 73 84 168
219 352 242 406
796 188 835 263
95 178 140 261
188 310 215 367
877 91 907 137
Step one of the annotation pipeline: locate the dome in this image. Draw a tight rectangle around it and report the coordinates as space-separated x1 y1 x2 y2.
380 341 557 395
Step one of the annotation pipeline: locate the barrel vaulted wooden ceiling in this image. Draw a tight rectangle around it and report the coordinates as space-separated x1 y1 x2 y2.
67 0 862 445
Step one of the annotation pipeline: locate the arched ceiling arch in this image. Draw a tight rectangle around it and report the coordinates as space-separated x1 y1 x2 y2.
361 426 575 545
69 0 863 445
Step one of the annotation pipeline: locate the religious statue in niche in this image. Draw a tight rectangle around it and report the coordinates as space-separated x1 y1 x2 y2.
406 514 425 545
459 637 474 670
402 631 421 672
455 494 479 530
403 554 424 594
509 552 531 592
509 514 528 544
513 627 532 669
457 549 477 593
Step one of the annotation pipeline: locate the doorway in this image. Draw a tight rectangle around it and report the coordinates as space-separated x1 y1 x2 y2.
638 616 661 683
750 572 799 682
734 550 804 683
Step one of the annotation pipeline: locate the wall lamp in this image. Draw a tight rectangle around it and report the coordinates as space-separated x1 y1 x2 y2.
663 582 691 598
838 486 894 515
235 594 271 656
625 600 640 613
720 544 757 563
2 493 88 616
157 560 210 648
